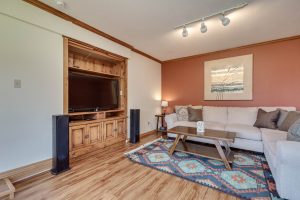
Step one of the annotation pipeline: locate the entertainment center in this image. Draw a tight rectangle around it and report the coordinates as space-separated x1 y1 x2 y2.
63 37 128 159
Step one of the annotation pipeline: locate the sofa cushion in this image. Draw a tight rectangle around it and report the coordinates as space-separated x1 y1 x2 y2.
203 106 228 124
258 107 296 112
173 121 196 128
254 109 280 129
225 124 262 141
205 121 226 131
227 107 258 125
261 128 287 143
173 121 226 131
187 107 203 122
264 140 278 176
190 105 203 109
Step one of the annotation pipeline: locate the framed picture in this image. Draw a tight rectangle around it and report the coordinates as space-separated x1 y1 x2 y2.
204 54 253 100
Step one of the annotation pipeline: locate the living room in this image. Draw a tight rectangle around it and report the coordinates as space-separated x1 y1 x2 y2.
0 0 300 200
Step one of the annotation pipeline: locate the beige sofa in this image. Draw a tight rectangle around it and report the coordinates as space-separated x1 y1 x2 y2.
165 106 300 200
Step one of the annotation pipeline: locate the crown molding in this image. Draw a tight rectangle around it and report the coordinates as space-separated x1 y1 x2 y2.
23 0 162 64
163 35 300 63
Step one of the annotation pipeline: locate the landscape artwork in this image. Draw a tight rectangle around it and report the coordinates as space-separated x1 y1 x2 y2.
204 54 253 100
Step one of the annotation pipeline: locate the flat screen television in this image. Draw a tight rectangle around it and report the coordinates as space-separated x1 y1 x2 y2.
69 72 119 112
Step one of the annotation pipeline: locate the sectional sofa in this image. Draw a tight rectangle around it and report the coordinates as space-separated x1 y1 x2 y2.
165 106 300 200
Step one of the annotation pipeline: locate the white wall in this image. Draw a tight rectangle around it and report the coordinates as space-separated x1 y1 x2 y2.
0 0 161 172
128 52 161 135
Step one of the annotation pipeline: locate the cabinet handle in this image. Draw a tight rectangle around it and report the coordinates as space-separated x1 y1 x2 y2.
85 135 89 139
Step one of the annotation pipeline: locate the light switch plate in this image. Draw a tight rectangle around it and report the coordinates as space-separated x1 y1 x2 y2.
14 79 21 88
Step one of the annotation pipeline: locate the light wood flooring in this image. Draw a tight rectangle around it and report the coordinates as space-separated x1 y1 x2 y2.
3 133 240 200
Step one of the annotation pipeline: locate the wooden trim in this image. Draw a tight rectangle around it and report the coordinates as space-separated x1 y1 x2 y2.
132 48 162 64
63 37 69 114
0 159 52 183
68 37 127 61
23 0 162 64
163 35 300 63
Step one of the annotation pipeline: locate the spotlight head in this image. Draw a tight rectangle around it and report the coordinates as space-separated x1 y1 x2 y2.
200 21 207 33
182 26 188 37
55 0 65 7
220 14 230 26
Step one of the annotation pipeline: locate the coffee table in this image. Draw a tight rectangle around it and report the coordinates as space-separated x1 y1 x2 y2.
167 126 236 170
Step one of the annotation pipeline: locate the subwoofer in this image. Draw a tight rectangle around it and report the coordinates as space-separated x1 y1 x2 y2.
51 115 70 175
130 109 140 143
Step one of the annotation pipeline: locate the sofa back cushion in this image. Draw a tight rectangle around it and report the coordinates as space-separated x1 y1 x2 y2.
227 107 258 125
203 106 227 123
258 107 296 112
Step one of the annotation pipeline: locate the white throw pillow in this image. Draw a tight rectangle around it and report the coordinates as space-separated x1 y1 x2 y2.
175 105 190 121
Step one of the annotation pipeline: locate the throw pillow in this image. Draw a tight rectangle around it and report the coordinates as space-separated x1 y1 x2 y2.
287 119 300 142
277 109 289 127
278 111 300 131
187 107 203 122
254 109 280 129
175 105 189 121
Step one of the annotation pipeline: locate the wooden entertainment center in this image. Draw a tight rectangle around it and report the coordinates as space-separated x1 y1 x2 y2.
63 37 128 159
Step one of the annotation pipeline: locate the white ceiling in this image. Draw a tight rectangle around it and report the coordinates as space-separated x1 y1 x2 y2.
40 0 300 61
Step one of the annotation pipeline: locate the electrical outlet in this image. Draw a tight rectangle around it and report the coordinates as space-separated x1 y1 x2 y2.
14 79 21 88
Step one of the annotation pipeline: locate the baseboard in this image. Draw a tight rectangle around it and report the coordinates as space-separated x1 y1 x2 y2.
140 130 157 138
0 159 52 183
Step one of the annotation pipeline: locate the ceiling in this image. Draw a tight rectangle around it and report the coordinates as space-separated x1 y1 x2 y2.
40 0 300 61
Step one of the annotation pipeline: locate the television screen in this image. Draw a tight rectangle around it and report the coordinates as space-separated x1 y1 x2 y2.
69 72 119 112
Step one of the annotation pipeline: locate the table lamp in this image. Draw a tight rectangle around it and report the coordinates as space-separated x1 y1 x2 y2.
161 100 168 115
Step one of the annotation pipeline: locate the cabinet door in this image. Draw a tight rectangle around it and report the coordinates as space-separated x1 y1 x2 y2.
115 119 126 138
87 123 102 143
103 120 115 141
69 125 87 152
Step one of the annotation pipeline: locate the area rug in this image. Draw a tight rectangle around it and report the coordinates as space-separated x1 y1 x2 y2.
125 138 284 200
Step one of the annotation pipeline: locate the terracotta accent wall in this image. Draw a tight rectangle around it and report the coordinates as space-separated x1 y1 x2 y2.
162 38 300 111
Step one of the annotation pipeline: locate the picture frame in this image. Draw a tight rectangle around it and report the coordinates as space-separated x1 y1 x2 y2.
204 54 253 100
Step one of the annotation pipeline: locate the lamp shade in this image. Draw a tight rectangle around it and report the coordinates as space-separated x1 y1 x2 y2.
161 100 168 107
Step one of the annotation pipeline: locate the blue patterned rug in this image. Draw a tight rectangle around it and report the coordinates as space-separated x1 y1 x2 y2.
125 138 284 200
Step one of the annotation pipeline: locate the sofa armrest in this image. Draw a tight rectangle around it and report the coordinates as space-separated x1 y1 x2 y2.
165 113 177 129
277 141 300 165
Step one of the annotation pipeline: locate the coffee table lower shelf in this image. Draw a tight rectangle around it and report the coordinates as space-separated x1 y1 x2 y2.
174 141 235 164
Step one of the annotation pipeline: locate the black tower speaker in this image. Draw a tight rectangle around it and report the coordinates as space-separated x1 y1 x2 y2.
130 109 140 143
51 115 70 175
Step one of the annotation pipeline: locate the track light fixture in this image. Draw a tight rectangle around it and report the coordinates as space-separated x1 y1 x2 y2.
220 14 230 26
182 25 188 37
175 2 247 37
200 19 207 33
55 0 65 8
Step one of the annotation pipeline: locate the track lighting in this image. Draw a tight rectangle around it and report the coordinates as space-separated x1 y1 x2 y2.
182 26 188 37
200 19 207 33
220 14 230 26
55 0 65 7
174 2 247 37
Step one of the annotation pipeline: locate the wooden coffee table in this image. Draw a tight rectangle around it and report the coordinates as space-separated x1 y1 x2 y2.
168 126 236 170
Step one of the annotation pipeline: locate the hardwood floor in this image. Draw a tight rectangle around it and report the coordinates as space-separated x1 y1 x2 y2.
4 133 240 200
